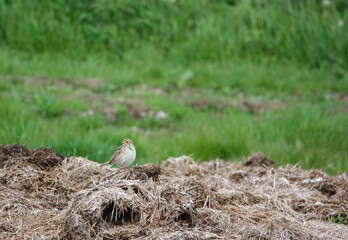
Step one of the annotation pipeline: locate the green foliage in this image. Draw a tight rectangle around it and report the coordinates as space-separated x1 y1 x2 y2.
332 213 348 225
0 0 346 68
0 54 347 174
0 1 347 174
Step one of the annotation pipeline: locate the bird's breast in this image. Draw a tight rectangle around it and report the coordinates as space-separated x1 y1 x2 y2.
118 146 136 167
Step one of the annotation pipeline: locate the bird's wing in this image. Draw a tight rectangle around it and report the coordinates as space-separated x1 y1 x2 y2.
111 145 124 160
100 145 124 166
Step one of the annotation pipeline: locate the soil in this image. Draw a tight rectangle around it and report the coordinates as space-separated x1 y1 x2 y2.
190 98 282 115
243 152 275 167
332 93 348 104
0 143 64 170
237 100 281 114
0 143 347 239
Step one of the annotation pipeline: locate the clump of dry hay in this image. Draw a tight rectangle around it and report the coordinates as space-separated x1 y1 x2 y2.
0 144 347 239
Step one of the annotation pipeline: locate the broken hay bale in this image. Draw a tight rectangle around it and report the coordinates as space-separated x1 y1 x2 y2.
196 208 315 240
243 152 275 168
155 229 224 240
0 151 70 206
1 143 347 239
196 208 234 234
228 170 246 182
174 202 198 228
59 185 144 239
215 190 264 206
162 155 197 169
162 155 206 176
0 143 64 170
59 156 114 191
57 177 199 238
102 164 162 182
109 227 152 239
169 177 216 209
314 182 337 197
127 165 162 182
200 159 228 171
0 184 62 239
0 185 42 215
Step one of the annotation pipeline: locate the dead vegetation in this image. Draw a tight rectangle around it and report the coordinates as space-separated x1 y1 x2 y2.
0 144 347 239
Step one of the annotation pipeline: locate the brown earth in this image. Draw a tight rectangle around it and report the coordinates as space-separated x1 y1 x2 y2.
0 143 347 239
2 75 285 122
190 98 282 114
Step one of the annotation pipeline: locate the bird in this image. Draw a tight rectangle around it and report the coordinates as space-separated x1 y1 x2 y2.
100 138 136 167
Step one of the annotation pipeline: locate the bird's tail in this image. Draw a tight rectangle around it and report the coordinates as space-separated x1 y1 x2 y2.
100 162 109 167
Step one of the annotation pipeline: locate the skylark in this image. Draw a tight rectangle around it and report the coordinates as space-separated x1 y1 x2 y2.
100 138 136 167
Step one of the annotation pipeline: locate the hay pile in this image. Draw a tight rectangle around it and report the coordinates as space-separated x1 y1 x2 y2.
0 143 347 239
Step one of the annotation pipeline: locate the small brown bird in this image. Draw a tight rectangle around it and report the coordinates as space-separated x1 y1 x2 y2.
100 138 136 167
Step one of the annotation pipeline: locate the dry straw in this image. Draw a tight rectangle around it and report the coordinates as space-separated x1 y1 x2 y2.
0 143 347 239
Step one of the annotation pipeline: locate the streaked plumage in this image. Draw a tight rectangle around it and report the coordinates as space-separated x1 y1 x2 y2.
100 138 136 167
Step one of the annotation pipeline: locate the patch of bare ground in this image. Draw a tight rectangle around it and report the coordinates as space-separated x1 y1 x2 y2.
4 75 282 121
332 93 348 105
190 98 282 114
20 75 104 89
176 87 282 114
58 84 169 123
14 75 170 123
237 100 282 114
330 93 348 115
1 143 347 239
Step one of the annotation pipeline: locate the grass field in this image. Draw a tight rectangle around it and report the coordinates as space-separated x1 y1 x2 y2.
0 0 347 174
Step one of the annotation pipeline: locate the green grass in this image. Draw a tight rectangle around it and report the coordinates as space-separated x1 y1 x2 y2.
0 0 347 174
1 0 347 68
0 48 347 174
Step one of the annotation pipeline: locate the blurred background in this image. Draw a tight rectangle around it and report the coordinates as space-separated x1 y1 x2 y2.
0 0 347 174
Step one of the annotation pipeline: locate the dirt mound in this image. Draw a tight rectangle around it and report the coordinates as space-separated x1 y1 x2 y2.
243 152 275 167
0 144 347 239
0 143 64 170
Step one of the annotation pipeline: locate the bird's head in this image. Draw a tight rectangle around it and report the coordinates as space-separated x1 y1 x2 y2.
121 138 133 146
